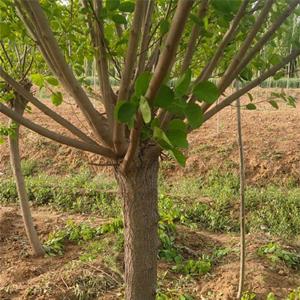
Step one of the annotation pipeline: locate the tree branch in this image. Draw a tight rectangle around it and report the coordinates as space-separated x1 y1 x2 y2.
181 0 208 73
0 66 99 146
135 0 155 77
195 0 250 84
0 103 117 158
16 0 112 146
121 0 194 173
218 0 275 92
203 48 300 122
223 0 300 90
113 0 147 155
84 0 116 132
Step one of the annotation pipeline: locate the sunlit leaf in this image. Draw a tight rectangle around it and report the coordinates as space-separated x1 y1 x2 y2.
139 96 151 124
51 91 63 106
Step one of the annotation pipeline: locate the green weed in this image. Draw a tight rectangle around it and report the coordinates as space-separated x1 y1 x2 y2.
258 243 300 270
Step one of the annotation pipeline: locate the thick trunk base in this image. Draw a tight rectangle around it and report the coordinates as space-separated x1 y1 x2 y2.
116 158 159 300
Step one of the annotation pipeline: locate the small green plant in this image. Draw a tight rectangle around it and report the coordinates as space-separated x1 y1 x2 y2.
44 218 123 255
158 219 182 263
258 243 300 270
241 291 256 300
285 288 300 300
267 293 277 300
173 256 211 276
21 159 38 177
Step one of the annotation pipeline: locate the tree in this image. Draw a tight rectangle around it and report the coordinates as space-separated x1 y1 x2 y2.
0 3 45 255
0 0 299 299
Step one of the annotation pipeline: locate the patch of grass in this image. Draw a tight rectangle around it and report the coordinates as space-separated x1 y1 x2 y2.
21 159 39 177
162 170 300 237
44 218 123 255
257 242 300 270
0 172 120 217
246 186 300 237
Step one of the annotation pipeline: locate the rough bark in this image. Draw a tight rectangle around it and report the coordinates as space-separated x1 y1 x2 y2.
115 157 159 300
9 123 44 256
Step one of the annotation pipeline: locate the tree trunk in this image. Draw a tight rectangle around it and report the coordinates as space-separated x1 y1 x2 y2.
9 122 44 256
115 157 159 300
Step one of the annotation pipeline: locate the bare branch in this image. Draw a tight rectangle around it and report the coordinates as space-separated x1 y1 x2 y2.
84 0 116 131
195 0 250 84
181 0 208 73
0 103 117 158
0 42 14 69
218 0 275 91
203 48 300 122
135 0 155 77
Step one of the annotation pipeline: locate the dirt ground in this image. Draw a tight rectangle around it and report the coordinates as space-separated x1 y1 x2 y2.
0 205 299 300
0 87 300 299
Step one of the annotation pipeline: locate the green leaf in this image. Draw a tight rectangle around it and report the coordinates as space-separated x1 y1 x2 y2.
111 14 127 24
169 148 186 167
119 1 135 12
0 23 10 39
190 13 203 26
166 130 188 148
175 69 192 97
160 20 170 35
168 119 187 132
154 85 174 108
246 103 256 110
46 76 59 86
211 0 241 21
153 127 172 150
240 68 253 81
273 70 285 80
247 93 253 102
51 92 63 106
268 100 279 109
106 0 120 11
269 54 282 66
30 74 45 88
287 95 296 108
139 96 151 124
166 97 187 115
135 72 151 97
193 81 219 104
185 103 203 129
114 101 137 124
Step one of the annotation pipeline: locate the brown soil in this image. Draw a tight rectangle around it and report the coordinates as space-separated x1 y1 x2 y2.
0 205 299 299
0 206 122 300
